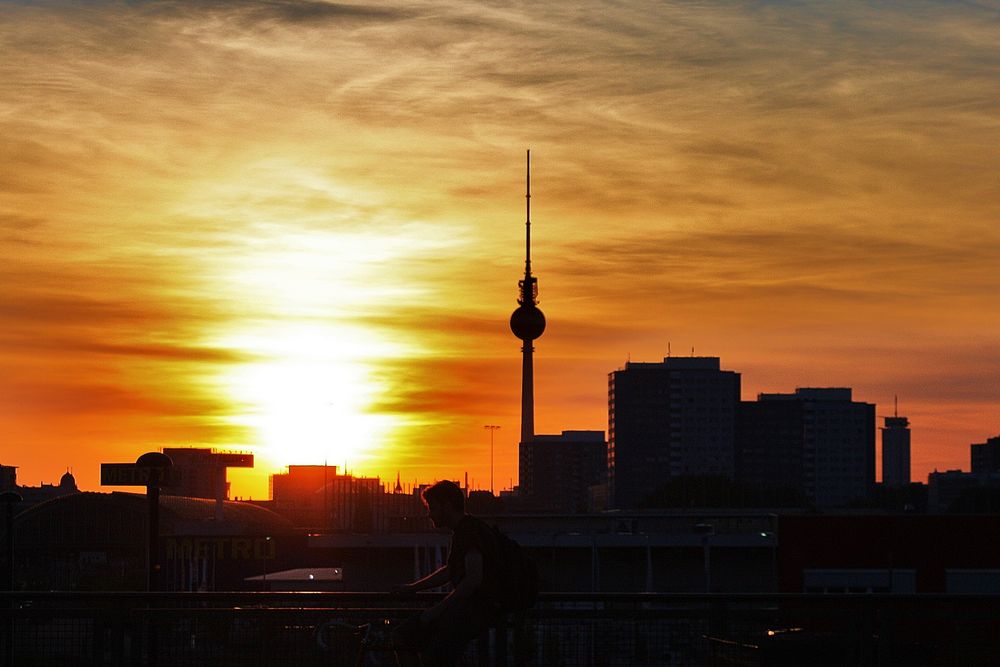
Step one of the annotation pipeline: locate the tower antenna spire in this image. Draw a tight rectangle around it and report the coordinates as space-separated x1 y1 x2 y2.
525 149 531 274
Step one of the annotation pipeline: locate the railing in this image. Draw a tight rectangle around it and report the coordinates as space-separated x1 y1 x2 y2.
1 591 997 666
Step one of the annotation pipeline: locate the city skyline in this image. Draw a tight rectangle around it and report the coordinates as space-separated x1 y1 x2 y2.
3 1 999 499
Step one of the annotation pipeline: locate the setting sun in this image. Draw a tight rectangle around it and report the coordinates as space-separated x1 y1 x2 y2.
217 324 400 468
200 222 454 490
2 0 998 498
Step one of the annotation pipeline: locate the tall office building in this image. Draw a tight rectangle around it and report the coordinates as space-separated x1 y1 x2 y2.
747 388 875 508
608 356 740 509
970 435 1000 474
881 413 911 489
518 430 606 513
737 398 806 499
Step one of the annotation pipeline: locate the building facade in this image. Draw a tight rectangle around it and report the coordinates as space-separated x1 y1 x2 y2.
0 463 78 509
736 398 806 501
971 435 1000 474
746 388 875 508
160 447 254 501
518 430 606 513
609 357 740 509
268 465 412 531
881 415 911 488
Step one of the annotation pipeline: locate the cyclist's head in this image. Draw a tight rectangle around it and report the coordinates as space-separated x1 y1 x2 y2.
422 480 464 513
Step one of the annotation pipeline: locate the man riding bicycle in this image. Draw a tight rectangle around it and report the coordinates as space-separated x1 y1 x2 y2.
393 480 502 666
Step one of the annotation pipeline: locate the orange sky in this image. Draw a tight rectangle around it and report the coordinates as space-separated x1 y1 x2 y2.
2 1 998 499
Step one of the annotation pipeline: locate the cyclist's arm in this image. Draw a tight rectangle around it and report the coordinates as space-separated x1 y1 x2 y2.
400 564 451 592
420 549 482 626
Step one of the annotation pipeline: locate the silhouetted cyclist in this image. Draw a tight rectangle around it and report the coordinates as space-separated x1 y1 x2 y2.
392 480 501 666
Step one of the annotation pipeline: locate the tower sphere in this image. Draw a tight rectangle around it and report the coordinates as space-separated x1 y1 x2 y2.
510 304 546 341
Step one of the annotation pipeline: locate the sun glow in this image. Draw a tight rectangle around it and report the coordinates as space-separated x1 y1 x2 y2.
201 219 448 471
219 324 399 467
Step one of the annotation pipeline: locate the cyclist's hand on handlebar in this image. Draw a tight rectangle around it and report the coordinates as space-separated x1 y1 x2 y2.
390 583 418 596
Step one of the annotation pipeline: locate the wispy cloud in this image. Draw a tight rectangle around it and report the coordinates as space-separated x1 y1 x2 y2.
2 0 998 492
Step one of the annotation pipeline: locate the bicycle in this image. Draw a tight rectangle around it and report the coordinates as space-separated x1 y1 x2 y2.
315 616 423 667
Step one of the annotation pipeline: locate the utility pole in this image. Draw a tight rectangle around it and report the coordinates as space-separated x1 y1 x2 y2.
484 425 501 495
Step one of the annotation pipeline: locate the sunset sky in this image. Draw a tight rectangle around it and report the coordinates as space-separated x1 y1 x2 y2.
2 1 998 499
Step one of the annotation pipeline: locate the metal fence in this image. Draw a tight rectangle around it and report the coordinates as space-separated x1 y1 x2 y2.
1 592 997 666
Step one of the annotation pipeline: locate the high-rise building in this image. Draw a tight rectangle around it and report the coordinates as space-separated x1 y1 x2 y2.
737 398 806 500
748 388 875 508
270 465 384 530
970 435 1000 474
518 430 606 513
608 357 740 509
881 413 911 489
927 470 982 513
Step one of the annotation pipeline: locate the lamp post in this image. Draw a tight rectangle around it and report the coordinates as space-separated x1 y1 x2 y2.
694 523 715 593
760 531 777 592
1 491 21 667
262 536 272 591
484 425 501 495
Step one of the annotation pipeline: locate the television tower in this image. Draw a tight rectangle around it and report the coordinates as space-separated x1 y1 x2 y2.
509 150 546 444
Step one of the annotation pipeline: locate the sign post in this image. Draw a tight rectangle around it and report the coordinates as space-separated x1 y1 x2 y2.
100 453 175 591
101 453 173 667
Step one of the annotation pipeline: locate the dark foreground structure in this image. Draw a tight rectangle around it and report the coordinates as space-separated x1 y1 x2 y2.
1 590 997 666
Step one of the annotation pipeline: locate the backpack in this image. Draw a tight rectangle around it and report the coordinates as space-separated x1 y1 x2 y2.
491 526 539 612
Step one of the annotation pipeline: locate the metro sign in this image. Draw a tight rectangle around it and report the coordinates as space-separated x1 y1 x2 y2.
100 463 181 487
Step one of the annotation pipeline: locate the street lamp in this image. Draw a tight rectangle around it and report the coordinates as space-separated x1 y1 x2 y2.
760 531 777 592
484 425 501 495
262 536 272 591
694 523 715 593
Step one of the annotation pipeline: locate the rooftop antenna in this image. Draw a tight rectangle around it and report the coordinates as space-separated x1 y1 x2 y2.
894 394 898 418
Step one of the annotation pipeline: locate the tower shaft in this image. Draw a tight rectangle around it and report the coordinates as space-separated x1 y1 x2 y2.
521 342 535 443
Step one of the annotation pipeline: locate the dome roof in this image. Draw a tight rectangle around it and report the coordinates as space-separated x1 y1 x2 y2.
59 471 77 488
